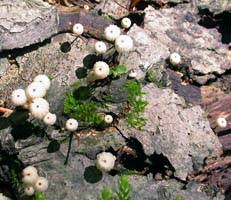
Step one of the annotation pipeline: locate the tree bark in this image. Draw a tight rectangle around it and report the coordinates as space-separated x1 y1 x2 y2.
0 0 58 51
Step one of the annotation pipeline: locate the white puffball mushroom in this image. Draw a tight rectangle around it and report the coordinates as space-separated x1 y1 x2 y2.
24 186 35 196
169 52 181 65
0 193 10 200
216 117 227 128
34 177 49 192
128 70 137 78
72 23 84 36
29 98 49 120
22 166 38 177
104 115 113 124
34 75 51 90
115 35 133 53
11 89 27 106
26 82 46 99
66 118 78 131
96 152 116 172
121 17 131 29
43 112 57 126
22 166 39 185
104 25 121 41
95 41 107 54
93 61 110 80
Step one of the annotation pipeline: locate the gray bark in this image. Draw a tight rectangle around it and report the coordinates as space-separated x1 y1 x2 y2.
0 0 58 51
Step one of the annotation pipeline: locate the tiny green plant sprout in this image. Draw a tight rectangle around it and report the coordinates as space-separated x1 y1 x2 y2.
98 175 132 200
175 197 183 200
126 80 148 129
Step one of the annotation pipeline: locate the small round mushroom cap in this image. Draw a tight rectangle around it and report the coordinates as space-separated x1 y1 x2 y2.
93 61 110 80
115 35 133 53
34 177 49 192
169 52 181 65
34 75 51 90
43 112 57 126
121 17 132 29
95 41 107 54
24 186 35 196
96 152 116 172
22 166 39 185
104 115 113 124
104 25 121 41
11 89 27 106
26 82 46 99
72 23 84 35
216 117 227 128
29 98 49 120
66 118 78 131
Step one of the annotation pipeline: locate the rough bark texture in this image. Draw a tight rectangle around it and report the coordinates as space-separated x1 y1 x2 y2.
0 0 58 51
120 5 231 85
196 0 231 14
0 0 110 52
119 84 222 180
0 1 229 199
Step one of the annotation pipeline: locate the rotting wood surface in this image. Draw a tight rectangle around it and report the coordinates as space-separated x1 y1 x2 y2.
0 0 109 52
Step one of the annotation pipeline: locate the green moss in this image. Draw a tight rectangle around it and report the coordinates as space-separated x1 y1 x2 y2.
64 91 105 127
146 71 166 88
126 81 148 129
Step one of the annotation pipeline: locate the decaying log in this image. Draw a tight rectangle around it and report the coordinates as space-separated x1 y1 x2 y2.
0 0 109 52
167 69 202 105
201 86 231 132
219 134 231 151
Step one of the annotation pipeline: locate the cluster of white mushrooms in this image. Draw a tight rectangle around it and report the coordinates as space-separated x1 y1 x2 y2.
11 75 57 126
71 17 133 83
70 19 133 126
22 166 48 196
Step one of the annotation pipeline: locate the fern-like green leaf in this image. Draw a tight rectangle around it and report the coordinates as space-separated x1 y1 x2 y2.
116 176 132 200
98 188 113 200
34 193 46 200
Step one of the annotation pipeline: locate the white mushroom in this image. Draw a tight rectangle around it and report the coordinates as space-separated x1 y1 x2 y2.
26 82 46 99
11 89 27 106
72 23 84 36
95 41 107 54
104 25 121 41
104 115 113 124
115 35 133 53
93 61 110 80
216 117 227 128
66 118 78 132
34 75 51 90
121 17 131 29
34 177 49 192
169 52 181 65
96 152 116 172
43 112 57 126
29 98 49 120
